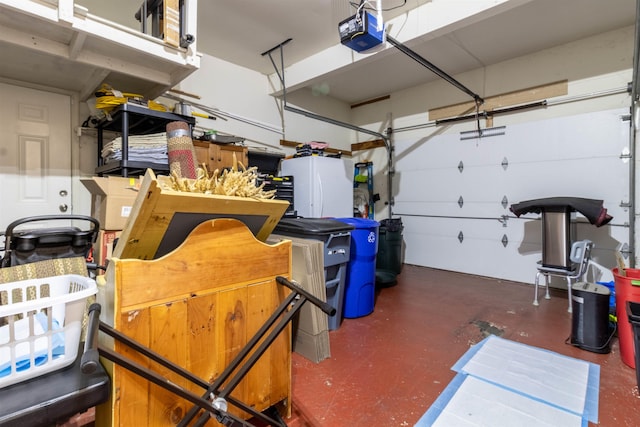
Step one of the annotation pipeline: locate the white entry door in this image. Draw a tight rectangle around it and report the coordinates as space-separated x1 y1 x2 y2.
0 83 72 231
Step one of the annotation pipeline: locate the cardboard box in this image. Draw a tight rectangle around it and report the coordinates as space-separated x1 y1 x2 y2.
81 176 140 230
268 235 331 363
94 230 122 269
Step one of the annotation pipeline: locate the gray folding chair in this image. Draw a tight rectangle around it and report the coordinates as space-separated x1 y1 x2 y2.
534 240 593 313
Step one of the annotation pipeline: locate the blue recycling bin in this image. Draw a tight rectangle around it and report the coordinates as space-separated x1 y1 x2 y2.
335 217 379 318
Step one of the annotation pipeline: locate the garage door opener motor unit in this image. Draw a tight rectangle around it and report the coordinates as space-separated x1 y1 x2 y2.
339 11 384 52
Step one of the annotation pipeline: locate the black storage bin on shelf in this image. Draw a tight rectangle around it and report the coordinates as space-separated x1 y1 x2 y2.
376 217 404 287
274 218 354 330
257 175 296 217
248 150 284 176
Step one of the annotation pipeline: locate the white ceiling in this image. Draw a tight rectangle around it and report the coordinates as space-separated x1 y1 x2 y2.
0 1 636 106
197 0 638 104
197 0 424 75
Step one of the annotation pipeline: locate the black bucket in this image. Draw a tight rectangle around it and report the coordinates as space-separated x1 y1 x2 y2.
626 301 640 389
570 282 613 354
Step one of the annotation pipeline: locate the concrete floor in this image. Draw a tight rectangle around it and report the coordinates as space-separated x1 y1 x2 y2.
285 265 640 427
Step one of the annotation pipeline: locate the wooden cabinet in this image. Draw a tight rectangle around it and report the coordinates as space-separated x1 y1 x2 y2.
96 219 292 426
194 141 249 172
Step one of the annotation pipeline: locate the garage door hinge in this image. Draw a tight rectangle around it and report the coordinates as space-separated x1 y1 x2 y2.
501 157 508 170
619 200 632 208
501 196 509 209
620 243 631 259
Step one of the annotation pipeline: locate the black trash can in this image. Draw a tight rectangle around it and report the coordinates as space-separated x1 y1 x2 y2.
273 218 354 330
375 218 403 287
570 282 612 354
627 301 640 389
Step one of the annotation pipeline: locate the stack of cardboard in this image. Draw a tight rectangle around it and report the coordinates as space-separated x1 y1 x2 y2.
269 234 331 363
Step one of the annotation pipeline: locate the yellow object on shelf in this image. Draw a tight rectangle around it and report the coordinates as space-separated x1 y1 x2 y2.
94 84 168 113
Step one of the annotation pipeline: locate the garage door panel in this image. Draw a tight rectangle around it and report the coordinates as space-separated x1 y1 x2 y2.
401 215 539 283
394 108 630 283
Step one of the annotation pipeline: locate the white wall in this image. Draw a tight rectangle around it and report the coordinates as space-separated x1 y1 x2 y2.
77 0 142 31
175 54 353 157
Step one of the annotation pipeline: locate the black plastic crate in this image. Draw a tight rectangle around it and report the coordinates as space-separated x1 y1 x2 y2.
627 301 640 389
258 175 295 217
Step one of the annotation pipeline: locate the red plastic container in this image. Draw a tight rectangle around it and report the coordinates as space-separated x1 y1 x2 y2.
613 268 640 368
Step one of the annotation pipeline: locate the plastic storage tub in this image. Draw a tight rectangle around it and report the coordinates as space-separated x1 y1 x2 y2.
613 267 640 368
274 218 353 330
0 274 97 388
335 218 379 318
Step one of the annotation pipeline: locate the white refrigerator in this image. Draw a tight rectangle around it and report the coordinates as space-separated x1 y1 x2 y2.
280 156 353 218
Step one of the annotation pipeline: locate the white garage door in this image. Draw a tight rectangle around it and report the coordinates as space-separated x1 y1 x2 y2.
393 108 630 284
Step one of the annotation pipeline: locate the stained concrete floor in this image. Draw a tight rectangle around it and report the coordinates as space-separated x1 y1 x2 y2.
285 264 640 427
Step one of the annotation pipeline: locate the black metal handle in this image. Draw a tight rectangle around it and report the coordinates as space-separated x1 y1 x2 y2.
81 303 102 374
275 276 336 316
85 263 107 273
5 215 100 241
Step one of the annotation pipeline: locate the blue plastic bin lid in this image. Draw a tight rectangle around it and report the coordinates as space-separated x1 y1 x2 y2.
335 217 380 229
274 218 354 235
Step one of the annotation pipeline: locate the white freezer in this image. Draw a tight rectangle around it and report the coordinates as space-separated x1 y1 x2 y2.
280 156 353 218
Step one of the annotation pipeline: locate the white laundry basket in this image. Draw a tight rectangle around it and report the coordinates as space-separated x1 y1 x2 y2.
0 274 97 388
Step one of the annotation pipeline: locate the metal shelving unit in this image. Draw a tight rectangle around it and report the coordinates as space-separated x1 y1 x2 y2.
354 161 374 219
96 103 195 177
